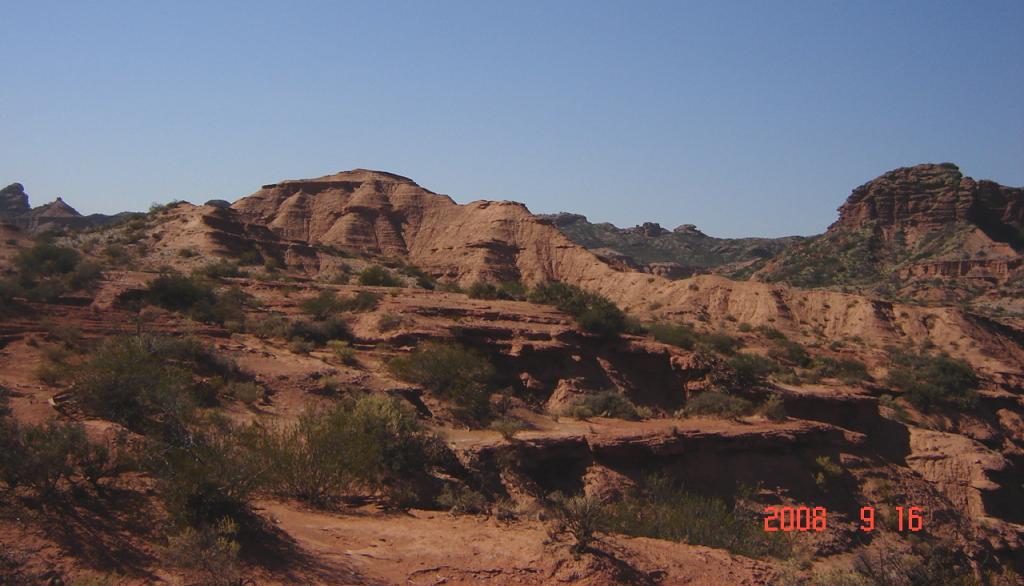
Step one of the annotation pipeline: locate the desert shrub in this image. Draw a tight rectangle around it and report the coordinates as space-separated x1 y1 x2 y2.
528 282 627 337
886 350 978 412
738 322 753 332
757 395 787 422
468 280 526 301
437 485 488 514
755 325 787 340
388 342 496 422
161 517 241 582
345 290 382 312
548 493 606 553
15 242 80 277
225 381 263 405
288 316 351 346
193 260 244 279
399 265 436 290
768 339 811 367
377 312 404 332
562 390 640 421
726 352 777 388
145 273 217 312
74 336 196 435
489 417 528 442
0 419 115 496
358 265 400 287
154 423 262 527
249 394 443 506
681 391 754 419
699 331 740 355
467 281 502 300
604 475 791 559
327 340 358 365
178 248 198 258
12 242 101 300
809 356 869 384
288 339 314 355
299 290 346 319
649 323 698 350
237 250 262 266
814 455 843 490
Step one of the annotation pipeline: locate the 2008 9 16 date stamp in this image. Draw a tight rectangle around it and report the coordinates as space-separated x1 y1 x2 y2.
763 506 924 532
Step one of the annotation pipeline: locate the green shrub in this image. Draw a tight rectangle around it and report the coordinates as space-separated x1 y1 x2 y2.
248 394 443 506
528 282 627 337
548 493 605 553
489 417 528 442
399 265 436 290
726 352 777 388
388 342 496 423
756 395 787 422
299 290 346 319
225 381 263 405
649 323 698 350
437 485 488 514
604 475 791 559
145 273 217 312
699 332 740 355
193 260 245 279
327 340 358 365
288 317 351 346
562 390 640 421
809 357 869 384
886 350 978 412
377 312 404 332
15 243 80 277
0 419 115 496
74 336 196 435
755 326 787 340
768 339 811 367
153 423 262 527
344 290 382 312
161 518 241 584
358 265 400 287
681 391 754 419
467 281 502 300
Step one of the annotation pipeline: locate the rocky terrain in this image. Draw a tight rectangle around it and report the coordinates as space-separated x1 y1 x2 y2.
0 166 1023 585
537 213 802 279
0 182 134 233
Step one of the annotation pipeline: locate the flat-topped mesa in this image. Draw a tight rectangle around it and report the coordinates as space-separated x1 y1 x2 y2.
832 163 1024 232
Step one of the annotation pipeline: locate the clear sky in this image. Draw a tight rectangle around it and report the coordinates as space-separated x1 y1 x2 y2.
2 1 1021 237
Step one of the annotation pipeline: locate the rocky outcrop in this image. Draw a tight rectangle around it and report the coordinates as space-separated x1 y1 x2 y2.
0 182 128 232
756 164 1024 297
0 183 30 217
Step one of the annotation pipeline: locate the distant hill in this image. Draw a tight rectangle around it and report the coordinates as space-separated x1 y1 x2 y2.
536 213 802 278
0 182 134 233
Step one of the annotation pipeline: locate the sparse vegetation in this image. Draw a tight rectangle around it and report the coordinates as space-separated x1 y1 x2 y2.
680 391 754 419
548 493 605 553
561 390 640 421
726 352 778 388
886 349 978 412
387 342 496 422
489 417 528 442
437 485 488 514
467 281 527 301
768 338 811 367
529 282 627 336
247 394 443 507
604 475 791 559
756 395 787 421
358 265 401 287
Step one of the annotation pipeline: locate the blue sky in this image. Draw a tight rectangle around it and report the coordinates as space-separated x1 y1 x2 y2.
1 1 1021 237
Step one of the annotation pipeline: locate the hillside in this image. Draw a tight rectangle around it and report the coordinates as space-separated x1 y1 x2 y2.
753 164 1024 310
1 167 1023 584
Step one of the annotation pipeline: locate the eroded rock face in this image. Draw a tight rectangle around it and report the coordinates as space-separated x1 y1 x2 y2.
833 163 1024 232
